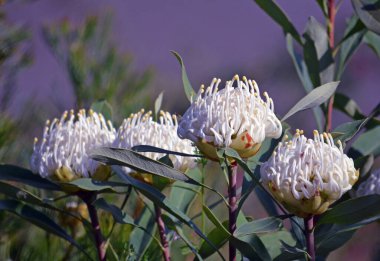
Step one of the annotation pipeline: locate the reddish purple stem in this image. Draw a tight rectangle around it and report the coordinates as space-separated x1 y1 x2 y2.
304 215 315 261
154 204 171 261
228 162 238 261
84 195 106 261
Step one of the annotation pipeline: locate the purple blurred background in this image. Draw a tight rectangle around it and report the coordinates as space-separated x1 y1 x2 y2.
4 0 380 260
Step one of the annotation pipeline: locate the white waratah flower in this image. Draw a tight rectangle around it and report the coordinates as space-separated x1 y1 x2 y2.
261 130 359 217
356 169 380 197
177 75 282 160
31 109 116 182
113 109 197 183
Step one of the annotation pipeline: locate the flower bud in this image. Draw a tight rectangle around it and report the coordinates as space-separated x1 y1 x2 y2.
261 130 359 217
31 109 116 185
113 109 197 184
177 75 282 160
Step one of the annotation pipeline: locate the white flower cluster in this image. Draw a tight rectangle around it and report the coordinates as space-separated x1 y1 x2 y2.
356 169 380 197
30 109 116 181
261 130 358 216
177 75 282 159
113 109 196 173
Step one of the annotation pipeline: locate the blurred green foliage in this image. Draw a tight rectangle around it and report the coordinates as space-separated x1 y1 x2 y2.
0 12 31 163
43 15 153 122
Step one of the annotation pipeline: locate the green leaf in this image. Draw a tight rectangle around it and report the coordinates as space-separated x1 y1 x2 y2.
113 166 225 260
94 198 135 224
170 51 196 102
231 234 271 261
128 202 156 259
90 100 113 120
351 126 380 156
0 199 88 257
282 81 339 121
0 164 60 190
364 30 380 57
260 230 297 260
354 154 374 177
316 0 328 16
154 91 164 118
253 0 301 44
352 0 380 35
336 16 366 79
303 16 335 85
318 194 380 224
234 217 282 237
66 178 126 192
203 204 230 237
170 168 201 214
315 223 358 257
91 147 195 183
198 220 230 259
331 119 368 144
132 145 204 158
286 34 324 130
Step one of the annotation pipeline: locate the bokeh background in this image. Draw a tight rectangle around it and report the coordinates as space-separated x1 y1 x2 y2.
1 0 380 260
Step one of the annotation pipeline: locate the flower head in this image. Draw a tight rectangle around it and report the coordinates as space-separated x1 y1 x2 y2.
31 109 116 182
113 109 196 183
356 169 380 197
261 130 359 217
177 75 282 160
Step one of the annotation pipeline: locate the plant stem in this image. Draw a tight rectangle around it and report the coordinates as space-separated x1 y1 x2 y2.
228 161 238 261
304 215 315 261
201 167 206 233
154 204 171 261
83 194 107 261
326 0 336 131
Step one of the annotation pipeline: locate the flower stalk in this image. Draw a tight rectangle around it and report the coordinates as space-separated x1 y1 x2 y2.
326 0 336 131
304 215 315 261
228 161 238 261
154 204 171 261
80 192 106 261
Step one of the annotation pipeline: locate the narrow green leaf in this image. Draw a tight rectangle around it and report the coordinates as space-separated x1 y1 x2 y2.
364 30 380 57
0 199 88 257
260 230 297 260
203 204 230 237
331 119 368 144
352 0 380 34
198 221 230 259
132 145 204 158
231 234 271 261
113 166 225 260
234 217 282 237
170 168 201 215
253 0 302 43
0 164 60 190
336 16 366 79
316 0 328 16
170 50 196 102
128 202 156 259
315 223 359 257
303 17 335 85
66 178 126 192
91 147 194 183
154 91 164 118
282 81 339 121
318 194 380 224
351 126 380 156
90 100 113 120
354 154 374 177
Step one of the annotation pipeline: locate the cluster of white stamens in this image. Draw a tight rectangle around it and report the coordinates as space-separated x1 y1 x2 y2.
177 75 282 149
30 109 116 180
113 109 196 172
356 169 380 197
261 130 358 202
